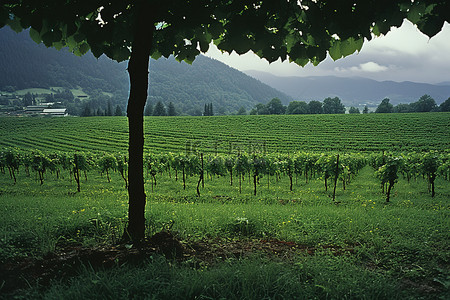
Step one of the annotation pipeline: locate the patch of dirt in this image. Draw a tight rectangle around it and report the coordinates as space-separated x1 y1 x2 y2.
0 231 355 297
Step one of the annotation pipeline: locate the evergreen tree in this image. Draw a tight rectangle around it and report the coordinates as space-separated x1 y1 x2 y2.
349 107 360 114
23 92 33 107
144 102 153 116
153 101 166 116
203 103 214 116
106 99 113 116
236 106 247 115
81 104 91 117
167 101 177 116
363 106 369 114
115 105 123 116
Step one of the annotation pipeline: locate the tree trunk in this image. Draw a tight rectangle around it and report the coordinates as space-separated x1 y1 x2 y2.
124 2 156 242
430 174 436 197
386 182 393 203
253 172 257 196
201 153 204 188
182 167 186 190
332 154 340 202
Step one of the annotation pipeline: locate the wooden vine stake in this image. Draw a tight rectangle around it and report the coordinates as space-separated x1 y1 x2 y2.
332 154 340 202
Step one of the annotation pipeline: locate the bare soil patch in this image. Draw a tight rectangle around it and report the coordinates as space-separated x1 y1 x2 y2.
0 231 356 297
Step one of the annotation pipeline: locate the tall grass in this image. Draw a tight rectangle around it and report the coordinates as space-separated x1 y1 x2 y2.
0 165 448 299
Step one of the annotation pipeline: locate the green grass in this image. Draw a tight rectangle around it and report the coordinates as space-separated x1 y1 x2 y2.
1 164 448 299
1 113 449 153
5 87 89 98
31 256 403 300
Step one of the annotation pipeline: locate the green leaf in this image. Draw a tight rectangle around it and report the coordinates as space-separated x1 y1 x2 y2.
79 42 90 55
74 42 91 57
151 50 163 60
418 19 445 38
328 40 342 61
208 21 224 39
354 38 364 53
66 36 78 50
291 57 309 67
339 38 360 57
89 42 106 58
29 28 42 44
407 3 427 24
7 17 23 33
111 46 130 62
175 46 200 64
53 41 64 50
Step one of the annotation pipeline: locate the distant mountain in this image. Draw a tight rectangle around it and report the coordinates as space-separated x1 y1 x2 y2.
245 70 450 107
0 27 292 114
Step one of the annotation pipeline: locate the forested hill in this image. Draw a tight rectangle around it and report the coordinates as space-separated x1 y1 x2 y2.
149 56 293 114
0 27 292 114
0 27 128 94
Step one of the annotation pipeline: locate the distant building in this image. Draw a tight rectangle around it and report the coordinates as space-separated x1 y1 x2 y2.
42 108 68 116
24 105 46 114
24 103 68 116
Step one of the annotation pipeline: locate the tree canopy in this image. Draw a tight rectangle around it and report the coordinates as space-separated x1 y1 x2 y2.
376 98 394 113
323 97 345 114
2 1 449 67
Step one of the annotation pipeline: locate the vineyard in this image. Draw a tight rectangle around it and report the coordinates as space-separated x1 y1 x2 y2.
0 112 449 154
1 113 449 299
1 148 448 203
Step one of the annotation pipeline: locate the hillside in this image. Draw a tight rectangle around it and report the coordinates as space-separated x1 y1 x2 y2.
0 27 292 114
0 27 128 94
149 56 293 114
245 70 450 107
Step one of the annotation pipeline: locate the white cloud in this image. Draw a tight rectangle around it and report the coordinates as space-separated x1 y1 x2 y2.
359 62 388 72
335 62 389 73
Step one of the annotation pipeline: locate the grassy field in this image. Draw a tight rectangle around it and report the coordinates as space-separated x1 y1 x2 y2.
0 114 449 299
5 87 89 98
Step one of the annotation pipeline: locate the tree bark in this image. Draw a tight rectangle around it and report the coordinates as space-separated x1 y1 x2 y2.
332 154 340 202
124 2 156 242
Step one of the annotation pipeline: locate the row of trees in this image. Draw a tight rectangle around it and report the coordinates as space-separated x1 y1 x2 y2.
250 97 347 115
2 148 447 202
144 101 177 116
250 95 450 116
375 95 450 113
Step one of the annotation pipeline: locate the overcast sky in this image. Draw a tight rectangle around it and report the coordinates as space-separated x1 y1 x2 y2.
205 20 450 84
